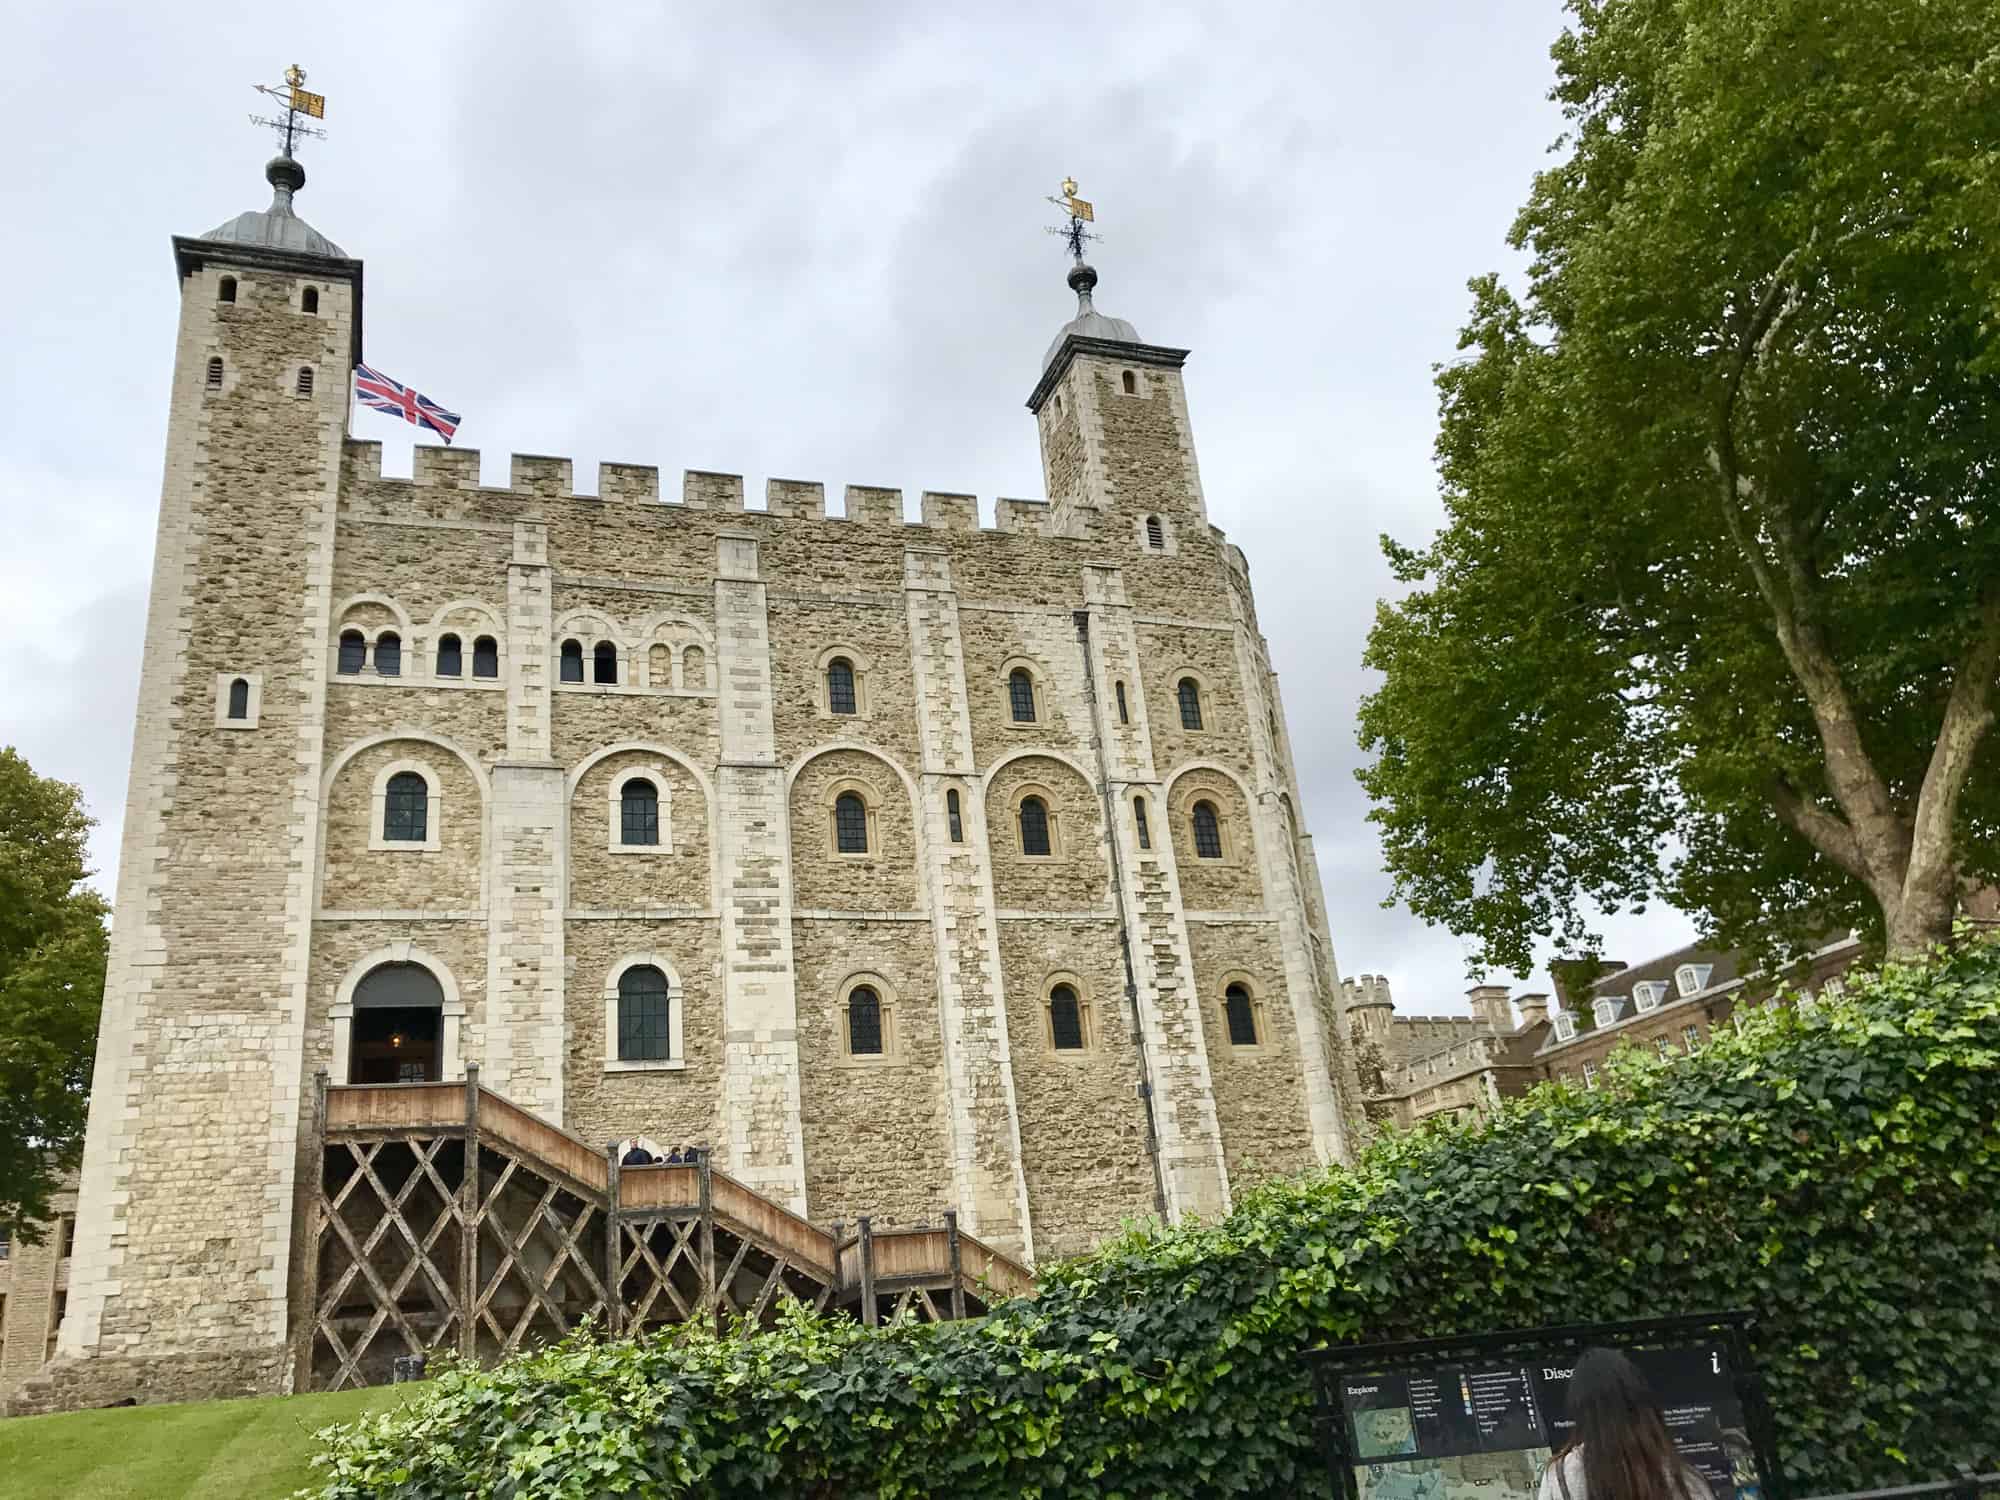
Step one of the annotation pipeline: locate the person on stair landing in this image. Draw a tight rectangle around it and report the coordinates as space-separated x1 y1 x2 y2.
1538 1348 1714 1500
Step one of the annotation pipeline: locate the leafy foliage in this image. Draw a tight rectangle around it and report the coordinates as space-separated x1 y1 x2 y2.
307 941 2000 1499
1358 0 2000 971
0 746 107 1236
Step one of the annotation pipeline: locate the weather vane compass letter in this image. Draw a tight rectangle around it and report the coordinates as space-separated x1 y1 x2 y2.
249 62 328 156
1045 177 1099 262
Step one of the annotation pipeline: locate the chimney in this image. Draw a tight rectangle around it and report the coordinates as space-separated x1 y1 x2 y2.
1513 992 1551 1029
1466 984 1515 1035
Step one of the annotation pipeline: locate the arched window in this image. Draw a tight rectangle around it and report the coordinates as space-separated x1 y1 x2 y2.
1224 983 1259 1047
373 632 401 677
1018 796 1052 857
1145 515 1164 549
834 791 869 854
1115 680 1129 724
382 772 429 843
1192 800 1223 859
846 985 884 1056
1008 668 1037 723
559 639 584 683
435 633 462 677
593 641 618 685
302 286 319 314
1177 677 1203 730
337 630 366 674
946 788 963 843
472 636 498 678
205 356 223 392
348 961 446 1084
620 778 660 846
226 677 250 720
296 366 314 397
617 965 671 1062
1122 370 1138 395
1134 795 1151 850
681 644 705 687
218 276 236 304
1049 984 1085 1051
826 657 857 715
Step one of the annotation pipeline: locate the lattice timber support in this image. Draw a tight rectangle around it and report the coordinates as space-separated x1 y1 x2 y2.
300 1072 1036 1390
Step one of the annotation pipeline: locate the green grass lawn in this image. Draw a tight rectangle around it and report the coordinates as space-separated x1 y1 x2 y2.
0 1383 413 1499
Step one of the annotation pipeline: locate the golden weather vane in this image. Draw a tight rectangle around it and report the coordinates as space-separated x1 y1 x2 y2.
1045 176 1100 262
250 62 328 156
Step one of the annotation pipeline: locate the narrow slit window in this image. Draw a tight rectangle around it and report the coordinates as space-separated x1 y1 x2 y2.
205 356 223 391
296 366 314 397
1145 515 1164 550
1018 796 1051 857
593 641 618 684
1115 680 1129 724
472 636 498 678
1177 677 1203 730
834 792 869 854
302 286 319 314
226 678 250 720
827 657 857 715
620 779 660 846
337 631 366 674
1225 983 1258 1047
1134 796 1151 850
847 986 884 1056
373 632 401 677
1008 668 1036 723
382 772 428 842
1122 370 1137 395
1192 800 1223 859
1050 985 1085 1050
946 788 963 843
218 276 236 304
435 634 462 677
559 639 584 683
617 966 671 1062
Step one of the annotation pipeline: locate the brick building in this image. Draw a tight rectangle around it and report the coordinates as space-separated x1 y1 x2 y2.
38 143 1361 1408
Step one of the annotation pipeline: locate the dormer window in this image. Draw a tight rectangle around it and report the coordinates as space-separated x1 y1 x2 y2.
1633 981 1668 1013
1592 997 1620 1028
1552 1012 1577 1043
1674 963 1713 997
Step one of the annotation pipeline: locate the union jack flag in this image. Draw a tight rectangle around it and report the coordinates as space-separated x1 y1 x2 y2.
354 363 462 445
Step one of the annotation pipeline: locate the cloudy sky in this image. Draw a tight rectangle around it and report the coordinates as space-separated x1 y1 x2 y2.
0 2 1690 1014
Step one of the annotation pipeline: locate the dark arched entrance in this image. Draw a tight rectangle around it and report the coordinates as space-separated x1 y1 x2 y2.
349 962 444 1083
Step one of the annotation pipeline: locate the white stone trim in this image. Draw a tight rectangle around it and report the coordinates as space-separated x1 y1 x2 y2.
608 767 674 854
1168 668 1214 732
602 952 686 1071
329 944 466 1085
1040 970 1096 1055
213 671 262 729
368 758 443 852
1216 971 1272 1052
816 645 872 718
836 970 900 1064
998 656 1049 727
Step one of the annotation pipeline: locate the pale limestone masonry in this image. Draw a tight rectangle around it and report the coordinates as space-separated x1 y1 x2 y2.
36 164 1362 1409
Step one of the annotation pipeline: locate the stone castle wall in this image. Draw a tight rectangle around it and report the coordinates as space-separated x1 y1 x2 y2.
47 235 1359 1408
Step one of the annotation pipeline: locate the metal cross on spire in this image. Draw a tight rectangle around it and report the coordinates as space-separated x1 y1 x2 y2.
1045 176 1100 262
249 62 328 157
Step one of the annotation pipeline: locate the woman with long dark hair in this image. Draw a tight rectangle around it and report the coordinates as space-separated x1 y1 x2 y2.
1537 1348 1714 1500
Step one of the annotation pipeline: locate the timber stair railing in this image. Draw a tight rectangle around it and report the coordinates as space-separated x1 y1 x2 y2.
301 1065 1034 1392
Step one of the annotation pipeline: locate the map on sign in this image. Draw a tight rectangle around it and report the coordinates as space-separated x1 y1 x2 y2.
1334 1344 1758 1500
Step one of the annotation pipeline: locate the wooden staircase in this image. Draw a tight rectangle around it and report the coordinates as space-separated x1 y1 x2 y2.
301 1066 1034 1392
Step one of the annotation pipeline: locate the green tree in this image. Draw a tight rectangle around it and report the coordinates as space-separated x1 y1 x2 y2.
1358 0 2000 972
0 748 107 1237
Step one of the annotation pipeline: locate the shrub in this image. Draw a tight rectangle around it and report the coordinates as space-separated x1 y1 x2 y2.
307 941 2000 1498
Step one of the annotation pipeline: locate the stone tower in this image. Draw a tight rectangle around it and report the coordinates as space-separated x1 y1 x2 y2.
59 150 359 1399
33 151 1362 1411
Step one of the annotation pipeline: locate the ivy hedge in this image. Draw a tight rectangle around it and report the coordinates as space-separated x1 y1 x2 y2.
307 941 2000 1499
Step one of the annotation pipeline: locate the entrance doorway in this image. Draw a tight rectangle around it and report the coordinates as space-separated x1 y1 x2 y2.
348 962 445 1083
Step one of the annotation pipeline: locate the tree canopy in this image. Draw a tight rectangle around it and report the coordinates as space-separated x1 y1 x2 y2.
0 747 107 1236
1359 0 2000 972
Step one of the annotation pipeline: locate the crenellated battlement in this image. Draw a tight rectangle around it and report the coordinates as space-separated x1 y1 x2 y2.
338 439 1182 543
